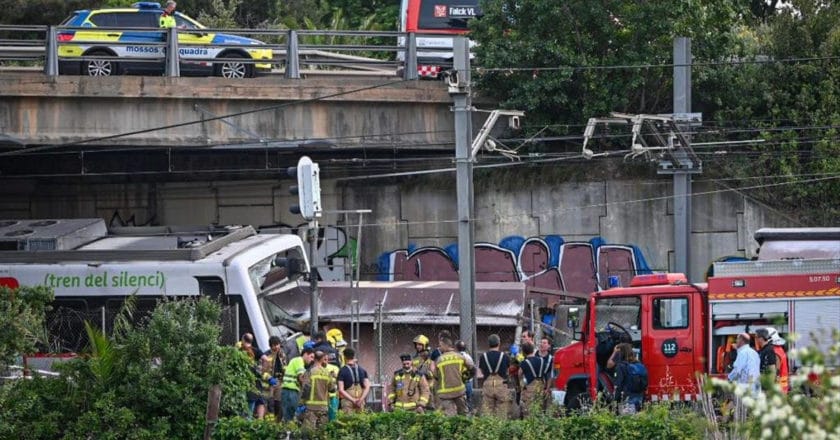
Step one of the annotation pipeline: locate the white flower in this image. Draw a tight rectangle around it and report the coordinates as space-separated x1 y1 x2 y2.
761 428 773 439
780 426 790 438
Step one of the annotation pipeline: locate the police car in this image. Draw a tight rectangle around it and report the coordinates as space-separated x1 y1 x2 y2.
57 2 273 78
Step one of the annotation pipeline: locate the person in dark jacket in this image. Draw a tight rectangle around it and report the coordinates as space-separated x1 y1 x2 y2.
312 330 340 368
612 343 647 414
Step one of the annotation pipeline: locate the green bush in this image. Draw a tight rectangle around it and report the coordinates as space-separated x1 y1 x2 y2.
211 406 707 440
0 297 252 440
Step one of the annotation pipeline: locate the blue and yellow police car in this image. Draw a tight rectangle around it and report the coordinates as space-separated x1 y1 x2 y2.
57 2 273 78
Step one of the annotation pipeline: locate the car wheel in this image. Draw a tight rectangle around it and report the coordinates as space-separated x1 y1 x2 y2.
84 50 116 77
215 52 252 79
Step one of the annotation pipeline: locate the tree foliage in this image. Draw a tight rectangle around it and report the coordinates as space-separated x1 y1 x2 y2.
471 0 840 225
0 285 53 370
0 296 253 440
0 0 398 34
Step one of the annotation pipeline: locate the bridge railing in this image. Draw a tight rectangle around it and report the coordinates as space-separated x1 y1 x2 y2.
0 24 448 79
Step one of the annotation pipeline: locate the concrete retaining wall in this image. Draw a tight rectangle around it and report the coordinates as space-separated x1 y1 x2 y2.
0 173 798 281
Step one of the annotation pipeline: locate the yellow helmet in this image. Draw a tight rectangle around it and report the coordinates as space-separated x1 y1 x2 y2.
326 328 345 348
413 334 430 349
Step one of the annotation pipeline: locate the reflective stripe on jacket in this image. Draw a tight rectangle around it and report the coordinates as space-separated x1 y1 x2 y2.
773 345 790 393
388 369 430 408
304 365 335 409
435 351 467 399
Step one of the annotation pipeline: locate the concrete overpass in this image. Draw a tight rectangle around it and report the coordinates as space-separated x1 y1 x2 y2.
0 72 455 179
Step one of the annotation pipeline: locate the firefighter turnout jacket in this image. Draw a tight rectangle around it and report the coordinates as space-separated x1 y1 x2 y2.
434 349 474 399
302 364 336 412
388 368 430 410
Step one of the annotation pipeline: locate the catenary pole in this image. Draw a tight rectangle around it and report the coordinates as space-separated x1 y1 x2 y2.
452 36 477 356
672 37 693 280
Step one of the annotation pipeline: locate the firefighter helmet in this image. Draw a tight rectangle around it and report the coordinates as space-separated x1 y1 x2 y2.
326 328 345 348
413 334 430 349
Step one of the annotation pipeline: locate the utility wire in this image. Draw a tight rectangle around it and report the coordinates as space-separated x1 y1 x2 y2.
324 174 840 230
472 55 840 73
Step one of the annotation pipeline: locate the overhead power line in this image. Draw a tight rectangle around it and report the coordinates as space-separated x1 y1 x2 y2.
473 55 840 73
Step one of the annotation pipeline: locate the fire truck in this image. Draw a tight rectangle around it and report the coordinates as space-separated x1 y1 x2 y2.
553 228 840 408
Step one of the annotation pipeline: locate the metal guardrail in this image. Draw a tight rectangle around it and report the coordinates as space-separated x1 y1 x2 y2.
0 24 446 80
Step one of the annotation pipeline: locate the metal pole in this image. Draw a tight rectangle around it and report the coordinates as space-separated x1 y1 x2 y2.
350 299 359 351
375 301 383 385
342 212 351 283
165 27 179 77
309 221 319 335
452 36 477 356
404 32 418 80
355 211 364 286
44 26 58 77
673 37 692 279
285 30 300 79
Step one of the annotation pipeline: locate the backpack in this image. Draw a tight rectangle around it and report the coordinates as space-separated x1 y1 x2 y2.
626 362 648 394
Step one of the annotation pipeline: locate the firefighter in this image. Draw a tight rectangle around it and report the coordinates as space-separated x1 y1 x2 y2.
757 327 790 394
412 334 436 408
519 342 549 418
300 350 336 431
338 348 371 414
263 335 286 420
433 331 475 416
326 328 347 366
280 344 315 422
325 356 340 421
478 333 511 419
388 353 430 412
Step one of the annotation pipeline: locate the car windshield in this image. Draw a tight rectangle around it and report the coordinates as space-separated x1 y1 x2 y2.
175 13 204 29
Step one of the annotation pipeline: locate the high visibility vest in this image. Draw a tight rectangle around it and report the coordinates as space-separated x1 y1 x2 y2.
435 351 467 398
282 356 306 392
160 13 175 28
773 345 790 394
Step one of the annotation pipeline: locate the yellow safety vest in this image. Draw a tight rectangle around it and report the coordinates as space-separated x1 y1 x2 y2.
160 13 176 28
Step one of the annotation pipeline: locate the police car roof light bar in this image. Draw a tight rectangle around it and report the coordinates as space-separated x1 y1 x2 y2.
132 2 162 9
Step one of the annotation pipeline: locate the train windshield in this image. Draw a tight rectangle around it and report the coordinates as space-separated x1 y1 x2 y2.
416 0 480 31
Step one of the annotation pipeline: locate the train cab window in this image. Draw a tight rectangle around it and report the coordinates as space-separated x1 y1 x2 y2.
652 297 689 329
416 0 481 31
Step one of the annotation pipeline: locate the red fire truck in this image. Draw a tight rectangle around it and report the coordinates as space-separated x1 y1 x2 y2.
553 228 840 408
